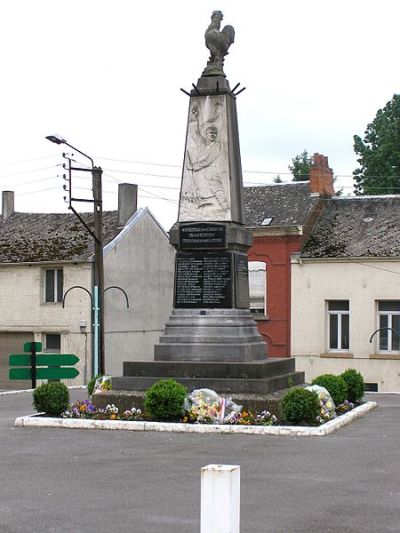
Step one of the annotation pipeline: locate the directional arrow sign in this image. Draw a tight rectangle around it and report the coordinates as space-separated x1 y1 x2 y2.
9 367 79 380
9 354 79 367
24 342 42 353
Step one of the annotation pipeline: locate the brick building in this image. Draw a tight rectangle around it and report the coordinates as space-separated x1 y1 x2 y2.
243 154 335 357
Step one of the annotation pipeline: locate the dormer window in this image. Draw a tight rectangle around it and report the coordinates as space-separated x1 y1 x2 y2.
261 217 273 226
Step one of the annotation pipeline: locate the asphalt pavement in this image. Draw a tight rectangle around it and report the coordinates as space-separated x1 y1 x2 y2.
0 390 399 533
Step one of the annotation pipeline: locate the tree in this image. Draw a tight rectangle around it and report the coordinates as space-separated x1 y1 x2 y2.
353 94 400 195
289 149 313 181
273 175 282 183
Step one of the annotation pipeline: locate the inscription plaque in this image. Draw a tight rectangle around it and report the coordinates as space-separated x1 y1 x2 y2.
175 252 232 308
234 253 250 309
180 223 226 250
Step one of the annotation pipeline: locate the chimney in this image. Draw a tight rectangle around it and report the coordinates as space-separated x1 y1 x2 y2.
309 153 335 196
118 183 138 226
2 191 14 222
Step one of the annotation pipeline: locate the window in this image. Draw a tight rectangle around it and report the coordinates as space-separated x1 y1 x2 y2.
327 300 349 351
249 261 266 316
44 334 61 353
44 269 63 303
377 301 400 352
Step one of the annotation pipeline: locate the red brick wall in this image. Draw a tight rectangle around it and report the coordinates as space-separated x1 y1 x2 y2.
248 235 303 358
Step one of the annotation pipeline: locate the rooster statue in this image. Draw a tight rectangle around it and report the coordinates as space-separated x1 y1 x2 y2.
202 10 235 77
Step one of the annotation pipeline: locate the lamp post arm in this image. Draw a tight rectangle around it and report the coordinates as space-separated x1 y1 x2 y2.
62 286 93 308
63 141 94 168
104 286 130 308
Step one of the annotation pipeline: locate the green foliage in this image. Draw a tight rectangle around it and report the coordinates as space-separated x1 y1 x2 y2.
353 94 400 195
281 387 320 425
144 379 187 421
312 374 347 406
33 382 70 416
340 369 364 403
289 149 313 181
273 175 283 183
87 374 102 397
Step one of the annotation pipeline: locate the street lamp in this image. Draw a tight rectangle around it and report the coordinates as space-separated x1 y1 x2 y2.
46 134 105 376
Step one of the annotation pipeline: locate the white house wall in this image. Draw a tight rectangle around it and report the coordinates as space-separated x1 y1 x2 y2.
291 258 400 392
0 263 93 387
103 210 175 377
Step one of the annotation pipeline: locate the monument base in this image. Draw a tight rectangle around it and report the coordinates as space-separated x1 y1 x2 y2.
154 308 266 362
111 358 303 395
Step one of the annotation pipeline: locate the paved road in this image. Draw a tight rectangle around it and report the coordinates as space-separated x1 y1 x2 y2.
0 390 399 533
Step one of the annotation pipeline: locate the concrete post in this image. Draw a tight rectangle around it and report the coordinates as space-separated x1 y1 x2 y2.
201 464 240 533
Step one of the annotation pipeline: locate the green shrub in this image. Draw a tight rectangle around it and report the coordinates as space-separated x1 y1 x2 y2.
87 374 102 396
281 387 320 425
144 379 187 421
33 382 70 416
340 369 364 402
312 374 347 406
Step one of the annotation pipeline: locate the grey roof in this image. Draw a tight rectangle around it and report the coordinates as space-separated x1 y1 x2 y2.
244 182 319 227
302 196 400 258
0 211 120 263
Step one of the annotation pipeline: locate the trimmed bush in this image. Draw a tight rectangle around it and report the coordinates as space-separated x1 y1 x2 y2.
281 387 320 425
33 382 70 416
341 369 364 403
312 374 347 406
144 379 187 421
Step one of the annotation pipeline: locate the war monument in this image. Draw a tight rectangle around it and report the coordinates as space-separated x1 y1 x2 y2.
109 11 304 400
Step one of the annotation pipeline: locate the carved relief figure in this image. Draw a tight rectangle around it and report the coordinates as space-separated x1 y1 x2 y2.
179 96 231 222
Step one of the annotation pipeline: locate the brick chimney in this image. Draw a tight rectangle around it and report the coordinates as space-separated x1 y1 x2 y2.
309 153 335 196
118 183 138 226
2 191 14 221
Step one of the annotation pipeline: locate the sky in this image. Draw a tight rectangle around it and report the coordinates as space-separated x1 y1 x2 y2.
1 0 400 230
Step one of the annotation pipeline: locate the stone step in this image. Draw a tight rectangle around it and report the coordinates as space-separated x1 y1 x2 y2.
154 342 266 361
158 335 264 344
91 388 295 418
122 358 296 379
112 371 304 395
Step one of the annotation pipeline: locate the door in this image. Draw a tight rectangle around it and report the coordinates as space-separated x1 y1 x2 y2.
0 332 34 390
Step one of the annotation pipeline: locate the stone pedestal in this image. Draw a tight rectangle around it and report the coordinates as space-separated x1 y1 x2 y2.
154 309 266 362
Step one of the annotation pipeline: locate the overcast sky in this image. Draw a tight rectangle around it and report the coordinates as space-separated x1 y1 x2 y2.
1 0 399 229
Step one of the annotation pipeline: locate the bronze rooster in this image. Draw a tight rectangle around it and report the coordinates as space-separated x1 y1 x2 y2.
202 11 235 77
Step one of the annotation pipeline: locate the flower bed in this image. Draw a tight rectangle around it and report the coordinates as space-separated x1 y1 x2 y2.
14 401 377 437
16 369 374 436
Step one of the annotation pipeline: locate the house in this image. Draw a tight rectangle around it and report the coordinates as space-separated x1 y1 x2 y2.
243 154 335 357
291 194 400 392
0 186 175 390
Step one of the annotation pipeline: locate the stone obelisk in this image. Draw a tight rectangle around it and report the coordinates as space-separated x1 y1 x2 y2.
154 10 266 362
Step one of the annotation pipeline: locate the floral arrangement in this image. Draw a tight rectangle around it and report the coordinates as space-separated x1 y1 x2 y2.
182 400 221 424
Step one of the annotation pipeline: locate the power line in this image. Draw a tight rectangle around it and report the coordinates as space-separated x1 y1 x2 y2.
0 154 58 169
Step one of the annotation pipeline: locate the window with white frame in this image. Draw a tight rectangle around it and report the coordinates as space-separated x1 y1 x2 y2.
249 261 266 316
44 268 63 303
327 300 349 351
377 301 400 352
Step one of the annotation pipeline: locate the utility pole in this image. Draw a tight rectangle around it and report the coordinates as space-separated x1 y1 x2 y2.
46 135 106 376
92 166 105 374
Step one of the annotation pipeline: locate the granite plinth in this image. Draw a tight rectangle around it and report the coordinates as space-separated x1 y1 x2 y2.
154 308 266 362
111 358 304 396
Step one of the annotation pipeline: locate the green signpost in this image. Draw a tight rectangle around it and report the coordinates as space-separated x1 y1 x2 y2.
9 342 79 388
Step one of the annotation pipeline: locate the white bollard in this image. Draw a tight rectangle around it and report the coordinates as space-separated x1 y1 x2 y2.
201 464 240 533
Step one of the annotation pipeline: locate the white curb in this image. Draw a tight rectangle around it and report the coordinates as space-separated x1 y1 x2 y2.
13 401 377 437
